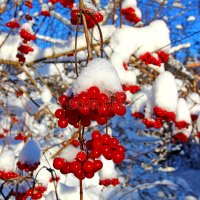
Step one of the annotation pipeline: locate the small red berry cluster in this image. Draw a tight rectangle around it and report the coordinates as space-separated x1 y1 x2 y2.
154 107 176 122
53 154 103 180
15 133 27 142
142 118 163 129
99 178 119 187
49 176 60 182
71 8 103 29
0 129 9 139
55 86 127 129
172 132 188 143
122 85 141 94
49 0 74 8
12 186 46 200
16 28 36 63
6 19 20 29
25 0 33 8
86 131 126 164
140 51 169 67
121 7 140 23
175 121 190 130
0 170 19 180
41 4 51 17
17 161 40 172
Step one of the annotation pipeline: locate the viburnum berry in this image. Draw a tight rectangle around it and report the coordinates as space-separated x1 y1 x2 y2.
55 108 65 118
70 161 82 173
121 7 140 23
6 20 20 29
58 118 68 128
82 160 94 173
76 151 87 162
172 132 188 143
53 157 64 170
91 130 101 140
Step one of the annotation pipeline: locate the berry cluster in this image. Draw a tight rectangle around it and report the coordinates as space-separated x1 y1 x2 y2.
49 0 74 8
86 131 126 164
6 19 20 29
71 9 103 29
122 84 141 94
131 112 144 120
99 178 119 187
41 10 51 17
121 7 140 23
55 86 126 129
142 118 163 129
15 133 27 142
140 51 169 67
175 121 190 130
25 0 33 8
172 132 188 143
12 186 46 200
17 161 40 172
49 176 60 182
154 107 176 122
53 155 103 180
16 28 36 63
0 170 19 180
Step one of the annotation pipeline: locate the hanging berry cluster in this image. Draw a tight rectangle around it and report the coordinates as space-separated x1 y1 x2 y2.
0 170 19 180
99 178 120 187
17 161 40 172
55 86 127 129
139 51 169 67
71 8 103 29
49 0 74 8
6 19 20 29
12 185 47 200
121 7 140 24
16 28 35 63
53 130 125 182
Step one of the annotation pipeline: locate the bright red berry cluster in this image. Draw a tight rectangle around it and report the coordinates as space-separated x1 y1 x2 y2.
15 133 27 142
49 176 60 182
53 155 103 180
175 121 190 130
140 51 169 67
6 19 20 29
41 10 51 17
142 118 163 129
131 112 144 120
172 132 188 143
17 161 40 172
49 0 74 8
0 170 19 180
16 28 36 63
12 186 46 200
86 131 126 164
71 9 103 29
99 178 120 187
55 86 127 129
154 107 176 122
122 85 141 94
25 0 33 8
121 7 140 23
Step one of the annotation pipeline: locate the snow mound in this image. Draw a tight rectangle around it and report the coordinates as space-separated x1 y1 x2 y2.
153 71 178 112
72 58 122 95
60 145 80 162
0 150 15 171
19 138 42 165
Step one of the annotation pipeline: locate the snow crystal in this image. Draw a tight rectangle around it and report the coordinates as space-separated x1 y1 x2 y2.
153 71 178 112
18 138 42 165
187 16 196 22
72 58 122 95
176 98 191 123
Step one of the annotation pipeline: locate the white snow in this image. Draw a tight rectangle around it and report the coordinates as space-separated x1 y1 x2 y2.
197 114 200 132
153 71 178 112
72 58 122 95
0 150 15 171
18 138 42 165
176 98 191 123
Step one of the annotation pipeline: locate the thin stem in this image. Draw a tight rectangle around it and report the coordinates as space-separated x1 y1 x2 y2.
75 25 80 77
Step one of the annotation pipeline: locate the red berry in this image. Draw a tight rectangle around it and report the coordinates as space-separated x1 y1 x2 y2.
112 151 125 164
76 151 87 162
93 160 103 171
82 160 94 173
101 134 111 144
91 130 101 140
55 108 65 118
85 172 94 179
60 162 71 174
115 92 126 103
70 161 82 173
59 95 68 106
53 157 64 170
58 118 68 128
88 86 100 99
